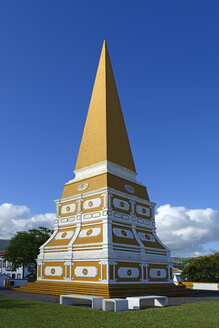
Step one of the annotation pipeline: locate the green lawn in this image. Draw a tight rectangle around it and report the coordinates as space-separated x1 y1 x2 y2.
0 298 219 328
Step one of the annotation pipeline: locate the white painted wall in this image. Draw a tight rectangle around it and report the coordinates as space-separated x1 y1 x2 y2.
193 283 219 291
0 255 23 279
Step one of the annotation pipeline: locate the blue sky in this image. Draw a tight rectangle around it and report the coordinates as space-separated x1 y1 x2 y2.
0 1 218 255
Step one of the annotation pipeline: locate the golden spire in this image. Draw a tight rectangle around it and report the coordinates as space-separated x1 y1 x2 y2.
75 40 136 173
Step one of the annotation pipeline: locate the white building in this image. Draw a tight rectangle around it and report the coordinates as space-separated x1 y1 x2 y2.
0 251 23 280
173 267 182 284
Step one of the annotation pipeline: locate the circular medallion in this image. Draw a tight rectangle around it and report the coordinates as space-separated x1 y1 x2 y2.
77 183 89 191
124 184 135 194
61 232 67 238
88 201 93 207
127 269 132 276
121 230 127 237
145 234 150 240
83 268 88 275
86 229 93 236
120 201 125 208
142 208 146 214
157 270 161 277
51 268 55 274
66 206 70 212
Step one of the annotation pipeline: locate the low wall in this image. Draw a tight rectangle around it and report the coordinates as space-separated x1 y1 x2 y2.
8 279 27 287
179 281 219 291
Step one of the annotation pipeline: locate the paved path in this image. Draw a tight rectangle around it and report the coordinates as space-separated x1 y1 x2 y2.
0 289 59 303
0 289 219 306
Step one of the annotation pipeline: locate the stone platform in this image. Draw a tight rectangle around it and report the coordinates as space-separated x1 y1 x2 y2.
13 281 195 298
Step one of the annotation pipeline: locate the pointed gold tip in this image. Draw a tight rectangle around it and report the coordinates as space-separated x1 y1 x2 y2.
75 40 136 173
103 39 107 48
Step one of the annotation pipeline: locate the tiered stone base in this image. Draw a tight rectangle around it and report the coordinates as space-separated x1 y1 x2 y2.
14 281 195 298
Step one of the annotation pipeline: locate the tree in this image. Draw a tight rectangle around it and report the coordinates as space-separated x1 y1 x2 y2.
173 257 190 270
4 227 53 279
181 253 219 282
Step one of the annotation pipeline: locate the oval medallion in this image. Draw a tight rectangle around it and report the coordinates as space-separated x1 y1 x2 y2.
77 183 88 191
124 184 135 194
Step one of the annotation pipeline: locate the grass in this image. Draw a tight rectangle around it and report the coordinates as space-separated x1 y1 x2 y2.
0 298 219 328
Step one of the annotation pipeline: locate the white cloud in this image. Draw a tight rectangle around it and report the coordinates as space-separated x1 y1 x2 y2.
155 204 219 257
0 203 56 239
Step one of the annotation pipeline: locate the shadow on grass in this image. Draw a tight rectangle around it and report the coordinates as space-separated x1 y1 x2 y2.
194 291 219 297
171 291 219 299
0 299 38 309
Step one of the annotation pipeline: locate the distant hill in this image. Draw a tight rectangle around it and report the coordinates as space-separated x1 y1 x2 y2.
0 239 10 251
173 257 190 270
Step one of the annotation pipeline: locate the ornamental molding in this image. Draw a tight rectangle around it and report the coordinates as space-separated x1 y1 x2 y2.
55 231 74 240
45 266 63 276
118 267 139 278
66 161 141 185
79 227 101 238
61 203 76 214
149 268 167 279
113 227 134 239
83 198 102 210
112 198 130 211
74 266 98 277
